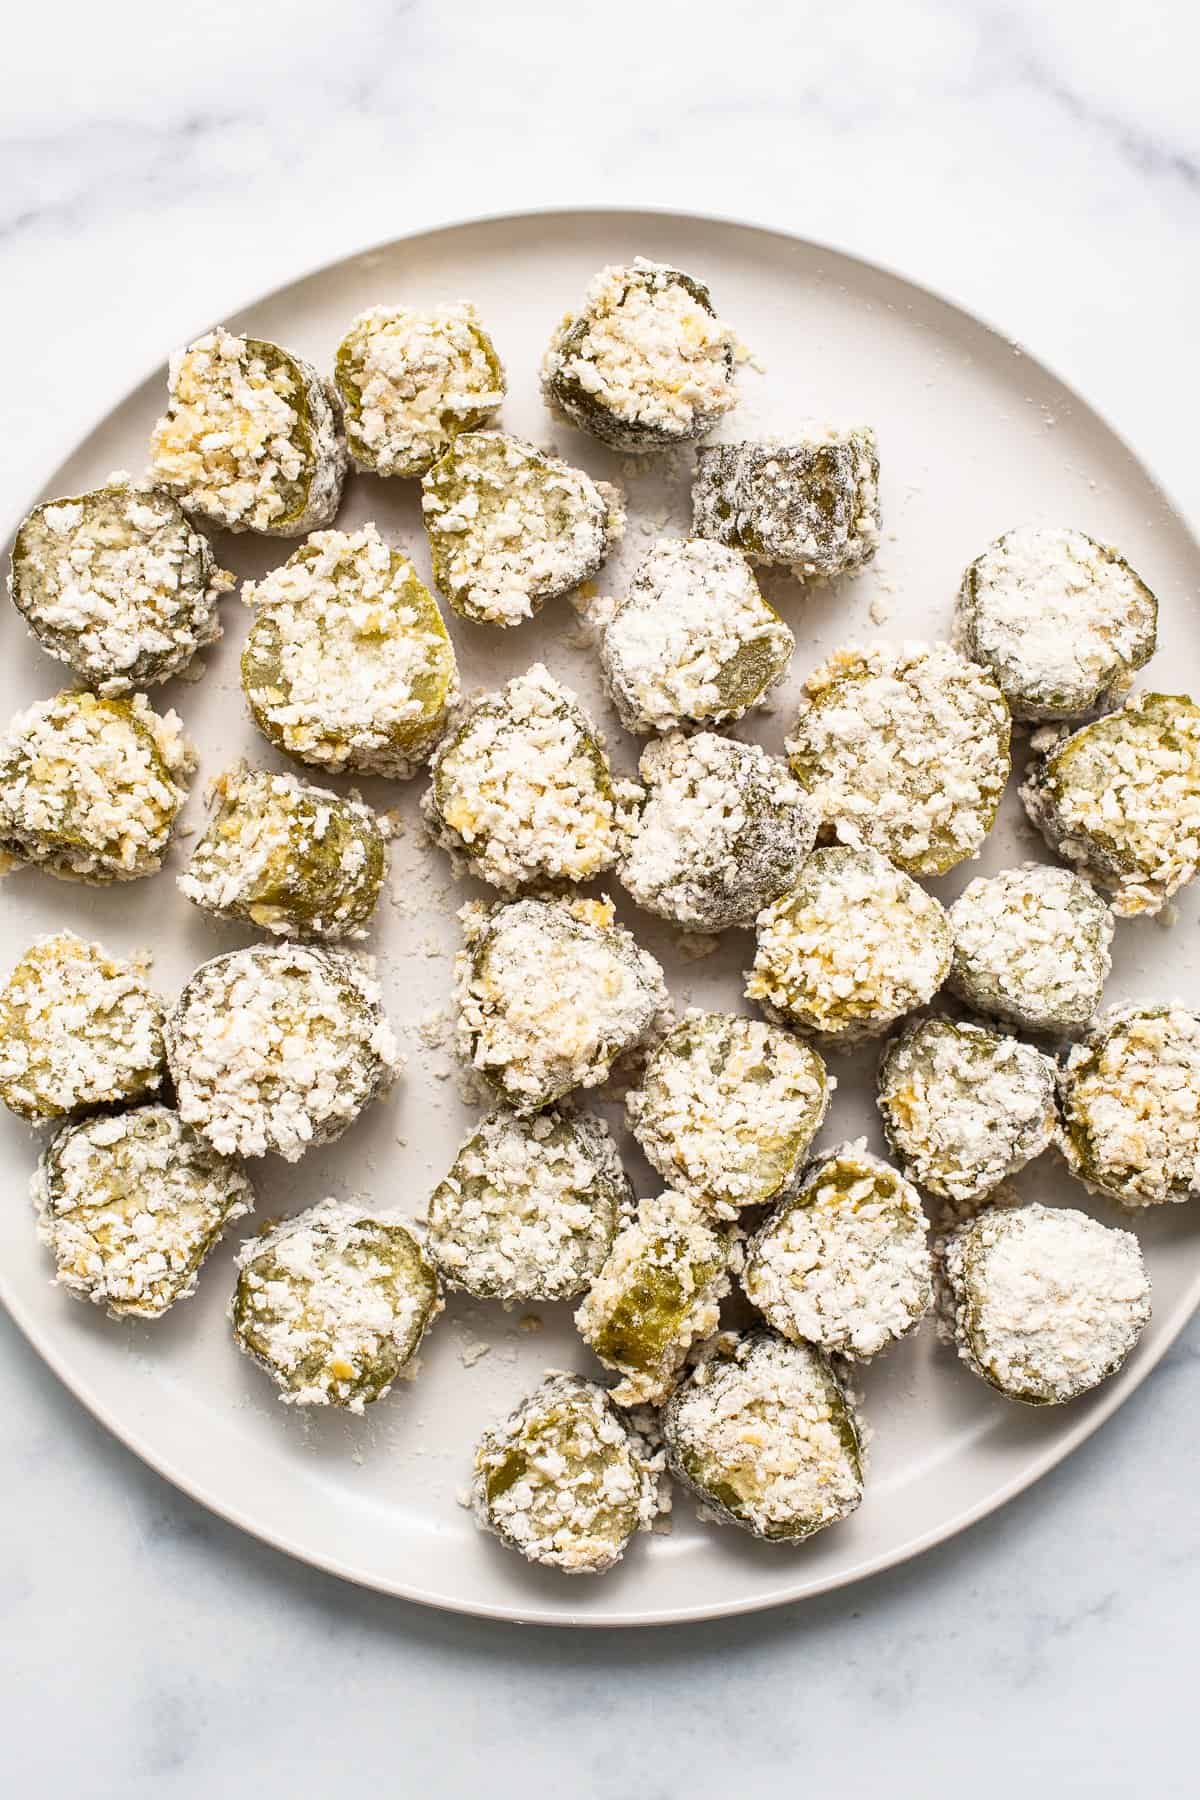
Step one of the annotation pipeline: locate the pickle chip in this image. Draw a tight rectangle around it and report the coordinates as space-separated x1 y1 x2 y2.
742 1142 931 1360
947 863 1114 1036
0 931 165 1123
940 1202 1150 1405
627 1009 830 1214
0 689 194 884
423 663 635 892
150 327 346 536
233 1200 441 1410
422 430 623 627
427 1107 629 1303
334 301 504 478
618 732 816 932
242 523 458 779
9 478 232 692
956 526 1157 722
453 894 669 1114
786 642 1011 876
472 1373 662 1575
692 427 881 576
1059 1003 1200 1208
662 1331 863 1542
601 537 793 735
166 943 400 1162
179 763 387 941
34 1105 254 1320
1020 691 1200 917
878 1016 1057 1206
746 846 951 1046
541 258 739 452
574 1189 730 1406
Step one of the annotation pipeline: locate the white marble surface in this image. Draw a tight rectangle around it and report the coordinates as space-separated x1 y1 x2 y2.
3 0 1199 1790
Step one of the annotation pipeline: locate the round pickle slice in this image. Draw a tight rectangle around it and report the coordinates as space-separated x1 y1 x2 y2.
692 427 881 576
471 1373 662 1575
955 525 1157 722
422 663 635 892
178 763 387 941
426 1106 629 1302
746 846 952 1046
541 258 739 452
241 523 458 779
34 1105 254 1320
9 479 232 692
627 1009 830 1214
617 732 816 932
149 327 346 536
878 1016 1057 1206
940 1201 1150 1405
947 863 1114 1036
574 1190 731 1406
453 895 669 1114
742 1142 931 1360
600 537 794 735
334 301 504 478
786 642 1011 876
166 944 399 1162
1058 1003 1200 1207
232 1199 441 1411
0 689 194 883
422 430 624 628
1020 691 1200 917
662 1332 863 1542
0 931 165 1122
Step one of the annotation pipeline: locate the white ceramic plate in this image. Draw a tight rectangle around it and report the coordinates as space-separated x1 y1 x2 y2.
3 209 1199 1628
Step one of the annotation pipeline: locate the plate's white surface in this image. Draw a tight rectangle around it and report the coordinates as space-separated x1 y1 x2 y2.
3 209 1199 1628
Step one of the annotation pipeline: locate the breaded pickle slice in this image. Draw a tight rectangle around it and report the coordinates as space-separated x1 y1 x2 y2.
618 732 816 932
878 1016 1056 1206
692 427 881 576
9 479 232 692
786 643 1011 876
472 1373 661 1575
742 1142 931 1360
541 258 739 452
1059 1003 1200 1207
422 663 634 892
34 1105 254 1320
422 431 623 627
242 523 458 779
601 537 793 734
574 1190 730 1405
178 763 387 941
0 689 194 883
1020 692 1200 917
233 1199 440 1410
150 327 346 536
947 863 1113 1036
453 894 668 1114
427 1107 629 1302
0 931 165 1122
334 301 504 478
747 846 951 1046
166 944 399 1162
662 1331 863 1542
627 1009 830 1214
940 1201 1150 1405
956 526 1157 722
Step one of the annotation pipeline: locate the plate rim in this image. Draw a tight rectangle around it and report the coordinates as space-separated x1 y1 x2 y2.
2 203 1198 1628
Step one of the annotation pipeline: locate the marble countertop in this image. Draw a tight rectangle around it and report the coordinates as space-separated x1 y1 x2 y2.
3 1 1198 1792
